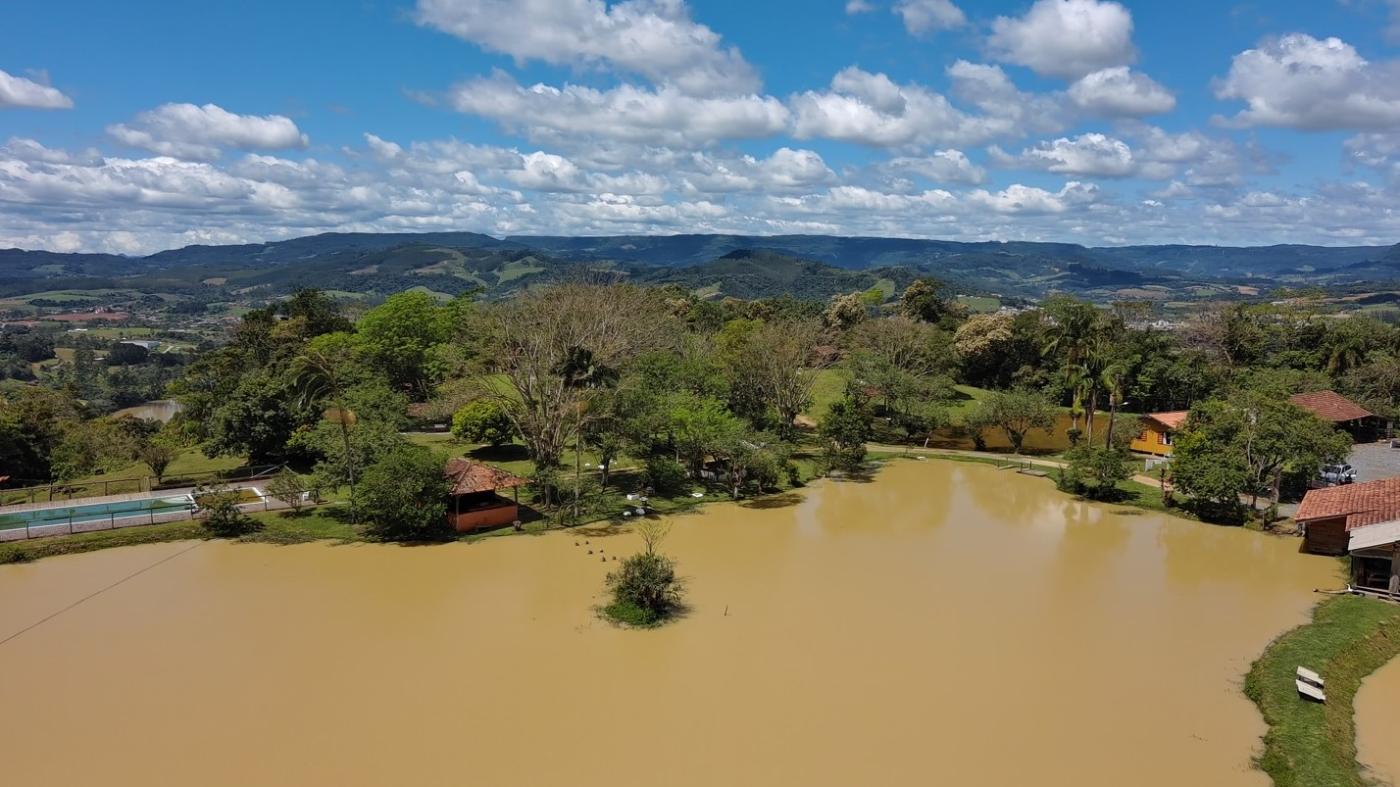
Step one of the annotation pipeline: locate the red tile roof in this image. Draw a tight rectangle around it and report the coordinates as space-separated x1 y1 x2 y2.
1144 411 1190 430
444 459 529 496
1288 390 1374 423
1296 477 1400 529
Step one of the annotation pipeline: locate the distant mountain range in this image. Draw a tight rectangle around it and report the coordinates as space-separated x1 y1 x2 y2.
2 232 1398 303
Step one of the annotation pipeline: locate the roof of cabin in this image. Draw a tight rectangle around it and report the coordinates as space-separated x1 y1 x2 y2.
1143 411 1189 430
1297 477 1400 530
1288 391 1374 423
444 458 529 496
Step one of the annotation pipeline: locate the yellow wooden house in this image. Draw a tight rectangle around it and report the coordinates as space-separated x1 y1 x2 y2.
1130 411 1189 457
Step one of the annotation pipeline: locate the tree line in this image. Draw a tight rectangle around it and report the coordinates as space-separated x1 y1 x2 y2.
2 279 1396 533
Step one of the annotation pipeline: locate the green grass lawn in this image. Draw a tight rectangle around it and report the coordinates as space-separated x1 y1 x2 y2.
1 448 256 505
806 367 850 421
956 295 1001 313
80 448 248 486
1245 594 1400 787
947 384 993 424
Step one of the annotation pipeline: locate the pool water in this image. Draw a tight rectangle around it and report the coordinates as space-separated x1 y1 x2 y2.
0 496 195 530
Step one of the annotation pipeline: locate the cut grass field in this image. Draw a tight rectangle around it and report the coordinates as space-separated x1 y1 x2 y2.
806 367 850 420
1 448 257 505
1245 594 1400 787
956 295 1001 313
947 384 993 423
805 369 994 425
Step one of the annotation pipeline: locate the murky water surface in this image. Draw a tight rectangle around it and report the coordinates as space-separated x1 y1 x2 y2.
111 399 184 423
0 460 1340 786
931 412 1115 452
1357 656 1400 785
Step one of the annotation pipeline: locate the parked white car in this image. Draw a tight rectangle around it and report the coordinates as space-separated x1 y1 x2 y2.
1318 463 1357 486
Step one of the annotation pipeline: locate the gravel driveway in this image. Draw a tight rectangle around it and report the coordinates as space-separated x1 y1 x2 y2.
1347 440 1400 483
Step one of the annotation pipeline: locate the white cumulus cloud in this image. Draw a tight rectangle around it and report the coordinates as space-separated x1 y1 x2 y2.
992 133 1138 177
893 0 966 35
0 69 73 110
791 65 1062 149
968 182 1100 214
107 103 309 160
1214 34 1400 130
885 150 986 184
415 0 757 95
988 0 1137 79
1068 67 1174 116
448 71 789 146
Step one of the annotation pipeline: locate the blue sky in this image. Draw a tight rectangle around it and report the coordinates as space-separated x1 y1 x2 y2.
2 0 1400 253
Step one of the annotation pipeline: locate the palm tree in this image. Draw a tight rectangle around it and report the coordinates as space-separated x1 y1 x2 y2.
291 343 358 521
1325 333 1368 376
1042 297 1101 440
1079 331 1115 445
1101 359 1130 449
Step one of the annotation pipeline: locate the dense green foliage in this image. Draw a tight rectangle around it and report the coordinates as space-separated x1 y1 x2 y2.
604 551 685 627
1058 443 1133 501
357 446 452 542
8 261 1400 539
196 487 261 538
451 399 516 446
1172 389 1351 522
819 392 873 472
967 388 1056 454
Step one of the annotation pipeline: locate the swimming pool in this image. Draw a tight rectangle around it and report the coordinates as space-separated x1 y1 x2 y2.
0 496 196 531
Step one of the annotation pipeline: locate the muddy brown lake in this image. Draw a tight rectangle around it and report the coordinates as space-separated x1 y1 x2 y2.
0 460 1341 786
1357 656 1400 785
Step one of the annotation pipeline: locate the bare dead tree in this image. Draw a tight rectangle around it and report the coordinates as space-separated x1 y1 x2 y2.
635 517 672 556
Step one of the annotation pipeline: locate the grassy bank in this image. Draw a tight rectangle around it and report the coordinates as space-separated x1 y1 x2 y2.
1244 594 1400 787
0 520 208 564
0 444 854 564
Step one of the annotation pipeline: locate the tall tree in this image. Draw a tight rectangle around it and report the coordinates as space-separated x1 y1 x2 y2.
1172 392 1351 520
899 277 960 327
968 388 1056 455
1100 358 1131 449
850 316 955 424
357 446 452 542
475 284 672 507
722 318 826 439
354 291 456 399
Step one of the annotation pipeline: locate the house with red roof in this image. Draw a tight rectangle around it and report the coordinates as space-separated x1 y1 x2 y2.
444 458 529 532
1132 390 1385 458
1286 391 1386 440
1130 411 1188 457
1296 477 1400 594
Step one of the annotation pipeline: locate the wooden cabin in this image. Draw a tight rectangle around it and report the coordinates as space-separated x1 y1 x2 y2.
1131 411 1188 457
444 458 528 532
1296 478 1400 556
1349 522 1400 596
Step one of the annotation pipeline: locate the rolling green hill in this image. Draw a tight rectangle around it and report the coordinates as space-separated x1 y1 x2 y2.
4 232 1400 305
